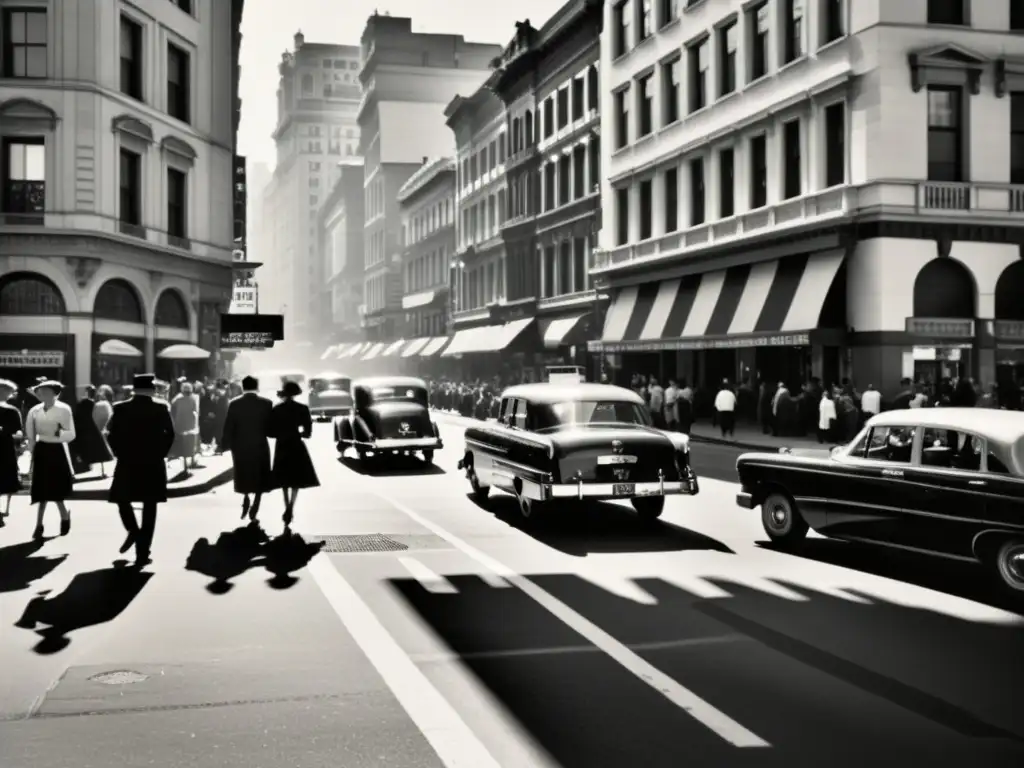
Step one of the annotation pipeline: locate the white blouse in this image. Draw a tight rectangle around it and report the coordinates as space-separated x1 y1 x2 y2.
26 401 76 446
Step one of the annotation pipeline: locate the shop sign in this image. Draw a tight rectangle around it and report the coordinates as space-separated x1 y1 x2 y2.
905 318 974 337
589 333 811 353
220 331 274 349
995 320 1024 340
231 286 256 314
0 350 65 368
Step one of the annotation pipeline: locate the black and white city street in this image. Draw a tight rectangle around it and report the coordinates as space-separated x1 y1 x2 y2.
1 415 1022 768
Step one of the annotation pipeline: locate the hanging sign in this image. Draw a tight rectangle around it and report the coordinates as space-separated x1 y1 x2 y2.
0 350 65 368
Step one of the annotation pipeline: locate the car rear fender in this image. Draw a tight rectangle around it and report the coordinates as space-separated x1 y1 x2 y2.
971 528 1023 562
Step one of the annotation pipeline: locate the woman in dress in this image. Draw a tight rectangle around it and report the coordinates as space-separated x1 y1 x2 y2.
169 381 200 475
269 380 319 528
25 380 76 539
0 379 25 525
71 385 114 477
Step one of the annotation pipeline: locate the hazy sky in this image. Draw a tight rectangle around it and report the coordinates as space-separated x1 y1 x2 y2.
239 0 565 164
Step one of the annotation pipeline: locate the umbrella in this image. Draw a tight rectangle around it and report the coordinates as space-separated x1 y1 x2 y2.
157 344 210 360
98 339 143 357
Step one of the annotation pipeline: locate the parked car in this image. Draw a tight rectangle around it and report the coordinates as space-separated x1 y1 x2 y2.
309 371 352 422
458 382 699 521
735 408 1024 593
334 376 442 463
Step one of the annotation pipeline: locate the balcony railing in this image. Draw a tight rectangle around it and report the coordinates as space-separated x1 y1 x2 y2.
537 288 598 311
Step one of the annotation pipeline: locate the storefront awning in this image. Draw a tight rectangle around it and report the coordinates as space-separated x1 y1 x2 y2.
442 318 534 357
590 250 845 352
401 291 436 310
539 314 588 349
381 339 406 357
362 342 386 361
420 336 450 357
339 342 365 359
401 337 431 357
320 344 339 360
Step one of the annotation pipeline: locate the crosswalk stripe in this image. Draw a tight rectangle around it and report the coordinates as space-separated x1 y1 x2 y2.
398 557 458 594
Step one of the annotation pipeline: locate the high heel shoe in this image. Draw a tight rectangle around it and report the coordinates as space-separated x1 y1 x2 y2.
32 525 44 540
60 516 71 536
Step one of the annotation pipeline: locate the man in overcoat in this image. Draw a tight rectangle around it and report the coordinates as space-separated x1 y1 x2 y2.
220 375 274 522
107 373 175 564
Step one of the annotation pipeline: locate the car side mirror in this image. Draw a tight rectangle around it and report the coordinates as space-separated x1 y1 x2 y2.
829 445 842 458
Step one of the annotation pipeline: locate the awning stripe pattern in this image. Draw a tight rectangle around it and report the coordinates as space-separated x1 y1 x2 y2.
541 314 587 349
339 342 365 358
592 250 844 352
320 345 338 360
362 342 385 360
420 336 449 356
442 318 533 357
400 337 431 357
381 339 406 357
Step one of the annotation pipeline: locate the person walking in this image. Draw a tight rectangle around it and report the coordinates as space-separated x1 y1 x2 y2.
106 373 175 565
221 375 275 523
25 380 76 539
169 381 200 475
714 379 737 440
71 385 113 477
269 380 319 529
0 379 24 526
818 389 838 443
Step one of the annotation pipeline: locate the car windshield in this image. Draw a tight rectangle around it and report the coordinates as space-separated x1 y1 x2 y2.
538 400 651 430
370 386 427 405
311 377 350 393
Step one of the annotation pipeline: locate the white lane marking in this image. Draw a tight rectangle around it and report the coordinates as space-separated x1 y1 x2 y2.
376 494 771 749
307 554 503 768
399 557 458 594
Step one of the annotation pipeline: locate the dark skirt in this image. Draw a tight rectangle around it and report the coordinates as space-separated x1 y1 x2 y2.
0 437 20 495
271 439 319 490
31 442 73 503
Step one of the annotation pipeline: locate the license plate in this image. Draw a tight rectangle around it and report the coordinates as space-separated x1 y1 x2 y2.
612 483 634 497
598 455 638 465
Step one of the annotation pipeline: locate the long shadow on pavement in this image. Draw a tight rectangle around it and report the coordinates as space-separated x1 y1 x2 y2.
13 565 152 654
338 454 445 477
0 538 67 594
387 573 1024 767
466 493 733 557
185 524 324 593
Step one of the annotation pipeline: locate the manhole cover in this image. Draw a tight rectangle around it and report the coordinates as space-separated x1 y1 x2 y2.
89 670 149 685
310 534 409 553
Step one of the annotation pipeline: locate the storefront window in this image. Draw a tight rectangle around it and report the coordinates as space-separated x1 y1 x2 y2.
0 273 65 315
912 345 971 385
154 290 190 328
94 279 143 323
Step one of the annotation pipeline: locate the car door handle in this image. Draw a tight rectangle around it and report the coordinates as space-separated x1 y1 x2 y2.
968 480 987 486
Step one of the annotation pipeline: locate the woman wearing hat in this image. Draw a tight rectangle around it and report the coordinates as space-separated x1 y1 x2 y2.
268 379 319 527
25 380 76 538
0 379 25 525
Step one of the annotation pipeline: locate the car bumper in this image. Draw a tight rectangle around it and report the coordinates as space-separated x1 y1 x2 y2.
314 407 351 419
543 479 696 500
342 437 442 450
736 491 755 509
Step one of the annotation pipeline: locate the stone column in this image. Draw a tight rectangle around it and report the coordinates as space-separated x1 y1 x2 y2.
66 314 93 391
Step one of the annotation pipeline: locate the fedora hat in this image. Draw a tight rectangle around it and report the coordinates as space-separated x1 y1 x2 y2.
278 380 302 398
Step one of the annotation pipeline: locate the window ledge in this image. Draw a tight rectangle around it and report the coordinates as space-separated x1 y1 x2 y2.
715 90 740 107
777 54 808 76
658 17 681 34
816 36 847 56
683 0 708 13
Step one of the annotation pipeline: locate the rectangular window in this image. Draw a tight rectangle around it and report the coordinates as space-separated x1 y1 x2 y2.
927 0 965 25
589 135 600 191
167 43 191 123
544 162 556 210
167 168 187 238
783 119 801 199
638 179 653 239
544 98 554 138
662 57 680 125
119 149 141 225
615 186 630 245
927 87 963 181
719 22 737 97
750 134 768 208
2 137 45 215
557 88 569 129
2 8 47 78
558 154 571 205
587 66 599 112
784 0 804 63
824 101 846 187
1014 0 1024 31
821 0 843 43
689 39 708 112
571 76 585 121
120 17 144 99
664 167 678 233
749 2 770 81
613 0 631 58
659 0 678 29
637 73 653 137
615 88 630 148
1013 94 1024 184
690 157 705 225
573 145 586 199
175 0 193 12
638 0 652 41
719 148 735 217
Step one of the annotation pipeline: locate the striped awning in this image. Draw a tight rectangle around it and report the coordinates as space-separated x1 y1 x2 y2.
320 345 338 360
339 342 366 358
420 336 450 357
590 250 845 352
539 314 588 349
381 339 406 357
362 342 386 360
401 337 431 357
442 318 534 356
332 343 350 358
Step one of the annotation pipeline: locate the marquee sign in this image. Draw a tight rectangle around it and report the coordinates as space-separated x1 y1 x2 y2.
0 350 65 367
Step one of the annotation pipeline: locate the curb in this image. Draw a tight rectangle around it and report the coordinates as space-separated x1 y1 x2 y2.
429 409 782 452
65 466 235 501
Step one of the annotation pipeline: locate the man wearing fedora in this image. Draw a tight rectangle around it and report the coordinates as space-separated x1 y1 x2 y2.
106 373 175 564
221 375 275 522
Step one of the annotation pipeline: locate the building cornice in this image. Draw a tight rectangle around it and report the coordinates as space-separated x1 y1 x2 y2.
397 158 455 203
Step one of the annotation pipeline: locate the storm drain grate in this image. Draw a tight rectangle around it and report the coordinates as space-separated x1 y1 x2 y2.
310 534 410 553
88 670 149 685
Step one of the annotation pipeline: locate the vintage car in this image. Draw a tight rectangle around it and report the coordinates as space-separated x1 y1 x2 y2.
309 371 353 422
334 376 442 462
458 382 699 521
735 408 1024 593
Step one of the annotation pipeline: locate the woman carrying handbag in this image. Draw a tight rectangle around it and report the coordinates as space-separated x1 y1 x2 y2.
25 380 77 539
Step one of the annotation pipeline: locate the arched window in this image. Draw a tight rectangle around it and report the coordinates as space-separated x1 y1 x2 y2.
94 279 143 323
0 272 66 315
995 261 1024 321
913 258 975 318
154 289 190 328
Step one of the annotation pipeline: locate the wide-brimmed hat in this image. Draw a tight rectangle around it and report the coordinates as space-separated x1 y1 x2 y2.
0 378 17 392
31 379 63 394
278 380 302 398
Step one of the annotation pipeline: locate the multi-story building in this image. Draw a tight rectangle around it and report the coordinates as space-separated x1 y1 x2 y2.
444 2 604 374
356 13 500 342
262 32 361 342
396 157 455 351
0 0 243 391
591 0 1024 398
317 158 366 352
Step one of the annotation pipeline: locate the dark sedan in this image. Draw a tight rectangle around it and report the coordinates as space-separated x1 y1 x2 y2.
735 408 1024 594
334 376 442 463
458 382 699 522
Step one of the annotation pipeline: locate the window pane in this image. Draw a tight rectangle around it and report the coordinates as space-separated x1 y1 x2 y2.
725 24 738 51
927 90 958 127
928 130 959 164
23 145 44 179
9 12 26 42
26 11 47 43
24 47 46 77
698 41 708 70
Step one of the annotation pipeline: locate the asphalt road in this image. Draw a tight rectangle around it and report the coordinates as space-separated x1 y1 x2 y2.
0 415 1022 767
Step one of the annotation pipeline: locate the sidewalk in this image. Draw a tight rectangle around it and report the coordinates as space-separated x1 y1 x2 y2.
16 452 234 500
430 408 825 452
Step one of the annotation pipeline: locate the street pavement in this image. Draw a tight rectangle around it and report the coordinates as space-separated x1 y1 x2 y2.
1 414 1022 767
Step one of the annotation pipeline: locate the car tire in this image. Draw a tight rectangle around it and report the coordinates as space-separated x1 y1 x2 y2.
994 539 1024 593
761 491 809 548
632 497 665 521
422 449 434 464
468 469 490 503
515 486 543 522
